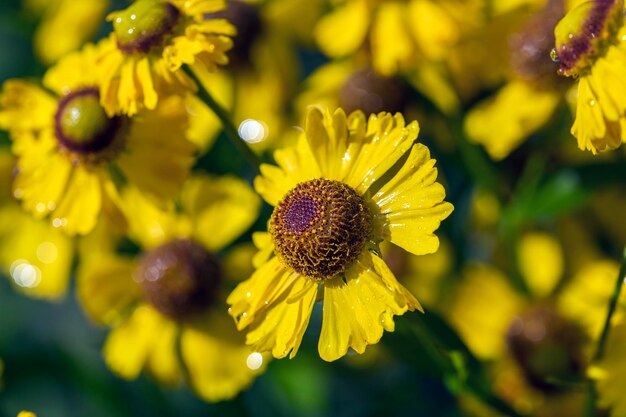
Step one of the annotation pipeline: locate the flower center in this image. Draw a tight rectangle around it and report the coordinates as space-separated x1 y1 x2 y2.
339 68 407 115
552 0 623 76
136 239 222 321
506 306 586 391
207 0 262 67
112 0 180 54
270 179 372 281
54 88 122 154
508 0 565 86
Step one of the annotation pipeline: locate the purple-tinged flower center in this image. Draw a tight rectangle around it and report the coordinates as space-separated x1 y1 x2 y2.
552 0 623 76
270 178 372 281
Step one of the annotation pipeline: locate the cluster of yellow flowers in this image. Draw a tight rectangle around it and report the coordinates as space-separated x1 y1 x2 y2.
1 0 626 416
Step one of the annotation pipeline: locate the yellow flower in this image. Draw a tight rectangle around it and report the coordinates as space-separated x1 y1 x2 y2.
78 175 265 402
0 46 196 235
17 412 36 417
552 0 626 153
98 0 235 116
227 107 453 361
464 0 568 160
25 0 109 65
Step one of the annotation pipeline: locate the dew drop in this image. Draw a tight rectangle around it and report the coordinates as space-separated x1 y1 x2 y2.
549 48 560 63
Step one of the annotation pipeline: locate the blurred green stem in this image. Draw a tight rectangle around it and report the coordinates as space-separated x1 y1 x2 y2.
405 318 526 417
583 245 626 417
184 65 261 172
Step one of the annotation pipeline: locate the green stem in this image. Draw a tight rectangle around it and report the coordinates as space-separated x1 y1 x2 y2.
583 245 626 417
184 65 261 172
404 319 526 417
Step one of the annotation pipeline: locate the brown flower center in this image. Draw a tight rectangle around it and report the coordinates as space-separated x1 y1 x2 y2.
270 179 372 281
339 68 407 115
136 239 222 320
506 305 587 391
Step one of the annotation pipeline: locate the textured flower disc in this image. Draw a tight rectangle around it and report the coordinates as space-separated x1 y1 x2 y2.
54 87 123 154
136 239 222 320
112 0 180 54
270 178 372 281
208 0 262 67
552 0 623 76
339 68 407 115
506 305 587 391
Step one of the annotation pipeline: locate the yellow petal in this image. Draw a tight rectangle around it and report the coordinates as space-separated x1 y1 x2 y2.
42 41 104 95
318 250 421 362
116 95 195 203
254 135 319 206
183 175 261 252
370 2 414 76
371 144 454 255
136 56 158 110
227 257 298 330
181 310 266 401
517 231 564 298
0 205 74 299
245 274 317 359
77 253 139 325
314 0 369 57
117 185 178 249
52 167 102 235
103 305 176 380
0 80 57 132
447 263 525 360
465 80 560 160
305 108 419 195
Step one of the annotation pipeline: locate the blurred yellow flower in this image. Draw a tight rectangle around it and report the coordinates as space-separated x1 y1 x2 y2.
98 0 235 116
17 412 36 417
0 47 196 235
25 0 109 65
78 175 264 402
227 107 453 361
552 0 626 153
464 0 568 160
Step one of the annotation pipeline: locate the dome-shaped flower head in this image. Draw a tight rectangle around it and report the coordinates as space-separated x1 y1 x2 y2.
79 175 265 402
0 44 196 235
227 107 454 361
98 0 235 116
552 0 626 153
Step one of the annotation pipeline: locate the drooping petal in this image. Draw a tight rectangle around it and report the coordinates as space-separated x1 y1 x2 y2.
314 0 369 57
371 144 453 256
183 175 261 252
181 309 266 401
227 257 298 330
116 95 196 204
244 274 317 359
77 252 139 325
465 80 561 160
103 305 177 381
51 166 102 235
318 250 421 362
370 2 414 76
